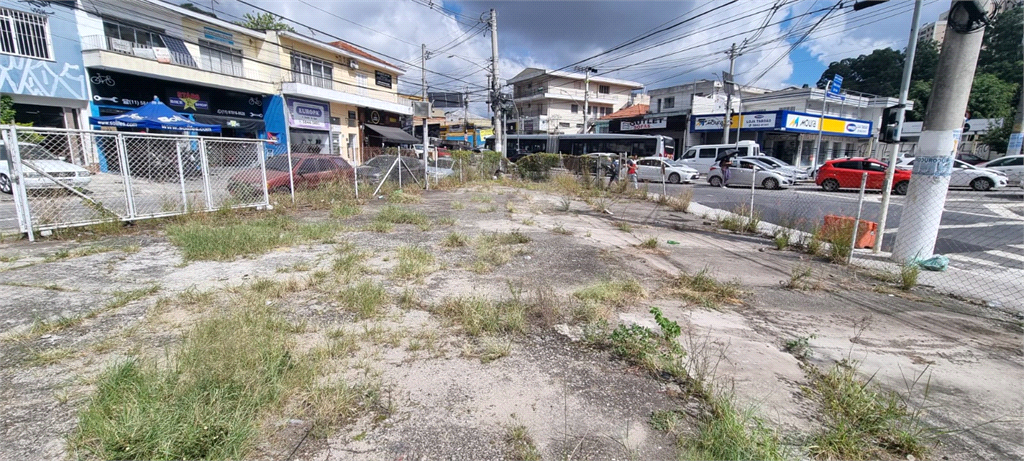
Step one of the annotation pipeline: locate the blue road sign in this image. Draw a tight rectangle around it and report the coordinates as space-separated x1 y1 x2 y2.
828 75 843 97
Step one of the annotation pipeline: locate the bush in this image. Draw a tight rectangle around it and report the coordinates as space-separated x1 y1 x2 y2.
516 153 562 181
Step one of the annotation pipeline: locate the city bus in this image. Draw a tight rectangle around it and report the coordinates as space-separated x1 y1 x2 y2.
487 133 675 161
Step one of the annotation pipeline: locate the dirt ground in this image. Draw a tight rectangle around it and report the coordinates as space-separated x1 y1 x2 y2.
0 184 1022 460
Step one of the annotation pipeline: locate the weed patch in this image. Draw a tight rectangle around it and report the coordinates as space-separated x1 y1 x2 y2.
167 214 334 261
671 267 742 308
394 246 435 280
338 282 389 319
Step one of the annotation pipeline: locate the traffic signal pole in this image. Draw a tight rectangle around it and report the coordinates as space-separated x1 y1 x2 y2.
873 0 923 253
892 0 989 262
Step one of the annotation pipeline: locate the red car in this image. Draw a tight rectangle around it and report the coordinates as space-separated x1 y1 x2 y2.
815 158 911 195
228 154 354 197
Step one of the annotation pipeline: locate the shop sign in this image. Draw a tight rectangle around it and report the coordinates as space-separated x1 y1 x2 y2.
168 90 210 111
822 119 870 136
740 113 776 130
203 26 234 45
89 70 264 118
375 71 393 89
691 115 725 131
784 114 820 132
287 98 330 130
621 117 667 131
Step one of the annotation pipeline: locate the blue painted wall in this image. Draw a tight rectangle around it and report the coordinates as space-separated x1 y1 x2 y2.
0 1 87 102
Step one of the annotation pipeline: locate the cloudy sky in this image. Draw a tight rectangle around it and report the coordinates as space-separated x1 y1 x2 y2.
194 0 949 112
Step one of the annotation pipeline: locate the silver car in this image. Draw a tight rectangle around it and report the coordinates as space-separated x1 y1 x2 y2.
635 156 699 183
707 157 792 189
0 142 92 194
738 155 810 181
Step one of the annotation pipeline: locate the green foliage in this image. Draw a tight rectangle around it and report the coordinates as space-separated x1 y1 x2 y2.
968 73 1019 120
515 153 562 180
817 47 904 96
650 306 680 340
1 95 15 124
235 11 294 31
783 334 816 359
166 214 335 261
979 6 1023 84
608 308 685 378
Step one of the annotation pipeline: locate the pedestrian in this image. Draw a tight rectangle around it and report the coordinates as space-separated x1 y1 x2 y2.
626 158 638 189
608 158 620 184
718 154 732 188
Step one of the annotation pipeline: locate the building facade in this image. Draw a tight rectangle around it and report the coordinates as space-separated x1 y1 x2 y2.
0 0 89 129
509 68 644 134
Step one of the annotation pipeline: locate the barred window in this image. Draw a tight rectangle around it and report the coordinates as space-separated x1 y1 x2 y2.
291 52 333 89
0 8 52 59
199 40 242 77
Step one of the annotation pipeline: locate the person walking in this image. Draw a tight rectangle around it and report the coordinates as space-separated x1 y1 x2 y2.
718 155 732 188
607 158 620 185
626 158 638 189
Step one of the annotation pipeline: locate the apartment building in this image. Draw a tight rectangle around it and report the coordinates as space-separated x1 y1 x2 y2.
508 68 643 134
0 0 89 128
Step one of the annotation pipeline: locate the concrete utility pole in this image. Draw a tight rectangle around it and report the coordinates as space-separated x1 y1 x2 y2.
812 79 830 168
422 43 430 190
722 43 737 144
874 0 924 253
893 0 989 262
489 9 503 156
583 67 592 133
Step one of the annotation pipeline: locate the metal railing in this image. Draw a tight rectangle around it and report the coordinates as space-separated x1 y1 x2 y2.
81 35 274 83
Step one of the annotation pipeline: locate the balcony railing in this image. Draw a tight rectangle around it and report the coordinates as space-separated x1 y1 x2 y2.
286 72 334 90
81 35 274 84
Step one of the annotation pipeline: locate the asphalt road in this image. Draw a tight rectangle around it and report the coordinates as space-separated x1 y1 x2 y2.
657 179 1024 269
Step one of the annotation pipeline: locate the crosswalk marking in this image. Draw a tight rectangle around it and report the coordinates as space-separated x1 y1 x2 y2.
987 250 1024 264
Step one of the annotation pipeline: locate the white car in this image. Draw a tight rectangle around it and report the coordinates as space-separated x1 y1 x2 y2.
896 157 1008 191
635 157 699 184
426 157 455 179
0 142 92 194
734 155 809 182
707 157 792 189
977 155 1024 187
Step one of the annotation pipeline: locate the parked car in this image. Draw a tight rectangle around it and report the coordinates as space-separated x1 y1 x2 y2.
737 155 810 181
0 141 92 194
815 158 911 194
707 158 792 189
956 153 986 165
635 156 699 183
977 155 1024 187
228 154 353 196
676 140 761 173
896 157 1008 191
426 157 455 179
359 155 426 183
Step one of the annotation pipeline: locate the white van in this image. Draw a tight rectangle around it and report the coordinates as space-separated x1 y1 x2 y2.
676 141 761 174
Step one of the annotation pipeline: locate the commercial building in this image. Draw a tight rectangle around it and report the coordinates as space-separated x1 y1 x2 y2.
0 0 90 129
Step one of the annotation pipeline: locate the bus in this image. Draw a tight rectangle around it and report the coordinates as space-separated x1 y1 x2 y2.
487 133 675 161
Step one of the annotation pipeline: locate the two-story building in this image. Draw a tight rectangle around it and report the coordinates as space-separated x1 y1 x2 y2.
509 68 644 134
0 0 89 129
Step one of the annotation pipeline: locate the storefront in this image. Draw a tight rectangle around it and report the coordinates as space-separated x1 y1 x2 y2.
690 110 873 168
282 97 333 154
87 70 266 138
360 108 414 148
607 114 688 152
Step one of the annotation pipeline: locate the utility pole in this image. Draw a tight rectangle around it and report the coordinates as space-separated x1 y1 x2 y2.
893 0 989 262
722 43 737 144
464 86 470 145
489 9 503 156
812 80 830 168
421 43 430 190
583 67 592 133
874 0 924 253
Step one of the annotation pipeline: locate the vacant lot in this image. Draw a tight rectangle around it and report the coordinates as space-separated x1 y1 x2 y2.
1 179 1021 461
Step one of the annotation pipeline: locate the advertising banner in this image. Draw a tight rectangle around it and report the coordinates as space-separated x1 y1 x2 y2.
287 98 331 130
621 117 667 131
691 115 726 132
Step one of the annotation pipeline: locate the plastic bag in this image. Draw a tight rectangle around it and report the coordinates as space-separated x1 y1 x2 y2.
915 255 949 271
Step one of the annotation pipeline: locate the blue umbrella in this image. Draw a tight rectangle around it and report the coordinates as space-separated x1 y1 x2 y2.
89 97 221 133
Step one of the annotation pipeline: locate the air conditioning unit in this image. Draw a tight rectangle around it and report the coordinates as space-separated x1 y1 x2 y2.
349 59 359 69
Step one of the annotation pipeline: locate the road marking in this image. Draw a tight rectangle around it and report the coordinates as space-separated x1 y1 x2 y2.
984 203 1024 220
987 250 1024 264
880 220 1021 234
948 254 1004 268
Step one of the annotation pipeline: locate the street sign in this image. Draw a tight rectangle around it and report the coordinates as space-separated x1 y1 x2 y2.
827 75 843 98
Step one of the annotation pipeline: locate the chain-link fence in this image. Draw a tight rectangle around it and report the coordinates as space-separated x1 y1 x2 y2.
1 126 268 239
673 158 1024 308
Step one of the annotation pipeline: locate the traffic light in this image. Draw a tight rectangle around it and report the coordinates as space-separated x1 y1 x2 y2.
880 104 904 144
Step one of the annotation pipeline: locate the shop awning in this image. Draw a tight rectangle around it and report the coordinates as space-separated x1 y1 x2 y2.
364 124 420 144
193 114 266 132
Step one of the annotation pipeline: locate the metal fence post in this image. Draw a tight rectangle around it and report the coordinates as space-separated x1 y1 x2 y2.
175 140 188 213
849 172 868 265
116 133 137 219
4 126 34 240
198 137 214 211
749 165 756 221
259 141 270 207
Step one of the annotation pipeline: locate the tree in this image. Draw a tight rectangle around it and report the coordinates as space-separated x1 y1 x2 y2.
978 5 1023 84
179 3 216 18
235 12 294 32
910 38 939 83
1 95 15 124
968 73 1019 120
816 48 904 97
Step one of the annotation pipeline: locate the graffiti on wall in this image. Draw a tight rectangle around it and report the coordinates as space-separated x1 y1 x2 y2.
0 57 86 100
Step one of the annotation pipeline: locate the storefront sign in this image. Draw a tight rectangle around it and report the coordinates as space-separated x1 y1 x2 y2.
785 114 820 132
739 113 777 130
621 117 667 131
88 70 264 119
375 71 393 89
203 26 234 45
823 118 870 136
782 112 871 137
287 98 330 131
691 115 725 132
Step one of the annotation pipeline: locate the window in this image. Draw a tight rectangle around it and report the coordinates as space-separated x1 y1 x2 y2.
571 104 578 113
698 148 717 159
103 20 163 49
559 122 570 128
0 8 52 59
834 161 860 169
598 85 610 94
199 40 242 76
663 97 675 109
291 52 333 89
